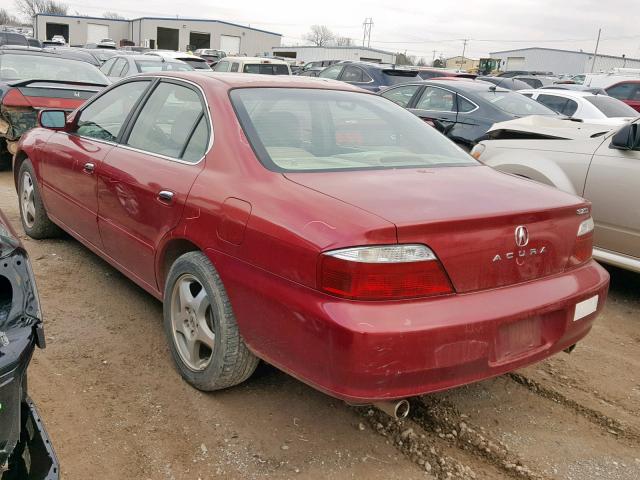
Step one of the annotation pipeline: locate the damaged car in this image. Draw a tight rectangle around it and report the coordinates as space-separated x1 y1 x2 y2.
14 73 609 408
0 210 58 479
472 116 640 273
0 46 109 169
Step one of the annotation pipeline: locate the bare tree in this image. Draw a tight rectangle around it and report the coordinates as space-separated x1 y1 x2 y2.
14 0 68 19
103 11 125 20
334 36 354 47
0 8 20 25
304 25 334 47
416 57 427 66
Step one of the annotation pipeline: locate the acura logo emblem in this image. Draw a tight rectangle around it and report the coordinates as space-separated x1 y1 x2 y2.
515 226 529 247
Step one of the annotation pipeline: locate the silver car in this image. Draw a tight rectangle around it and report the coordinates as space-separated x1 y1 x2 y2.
472 116 640 273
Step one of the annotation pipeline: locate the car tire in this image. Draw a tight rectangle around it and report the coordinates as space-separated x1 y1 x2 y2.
17 160 61 239
163 251 259 391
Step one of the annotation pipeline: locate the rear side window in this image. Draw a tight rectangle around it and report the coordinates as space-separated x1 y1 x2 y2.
230 62 239 72
126 82 205 159
213 61 230 72
457 96 477 113
100 57 117 75
476 90 556 116
76 81 150 142
181 116 210 163
342 66 372 83
415 87 455 111
381 85 420 107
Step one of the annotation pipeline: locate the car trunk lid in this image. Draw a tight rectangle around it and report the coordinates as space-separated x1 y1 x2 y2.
285 166 589 293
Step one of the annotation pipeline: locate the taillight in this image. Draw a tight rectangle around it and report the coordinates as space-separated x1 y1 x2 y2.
319 244 453 301
2 88 30 107
569 217 594 266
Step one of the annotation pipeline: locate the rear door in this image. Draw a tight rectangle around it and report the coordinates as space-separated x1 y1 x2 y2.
583 124 640 259
97 79 210 289
40 80 151 248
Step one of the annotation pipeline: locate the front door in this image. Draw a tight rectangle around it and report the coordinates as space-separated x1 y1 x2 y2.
583 124 640 259
97 79 211 290
409 86 458 135
40 80 151 248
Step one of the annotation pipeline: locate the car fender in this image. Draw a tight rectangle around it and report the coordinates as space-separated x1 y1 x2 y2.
483 149 578 195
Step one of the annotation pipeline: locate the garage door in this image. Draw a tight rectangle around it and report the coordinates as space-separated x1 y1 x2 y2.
87 23 109 44
506 56 525 70
220 35 241 55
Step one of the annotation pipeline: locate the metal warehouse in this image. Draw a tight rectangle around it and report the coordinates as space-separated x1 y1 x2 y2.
33 14 282 55
272 46 396 64
490 47 640 75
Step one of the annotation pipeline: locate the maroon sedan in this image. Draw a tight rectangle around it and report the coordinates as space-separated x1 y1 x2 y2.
13 73 609 404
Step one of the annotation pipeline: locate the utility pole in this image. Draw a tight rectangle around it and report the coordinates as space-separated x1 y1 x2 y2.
460 39 468 70
432 49 437 62
362 18 373 48
590 28 601 73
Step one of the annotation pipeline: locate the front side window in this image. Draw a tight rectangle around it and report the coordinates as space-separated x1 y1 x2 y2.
319 64 343 80
606 83 636 101
126 82 205 159
476 90 556 116
76 81 150 142
415 87 455 112
230 88 475 172
381 85 420 107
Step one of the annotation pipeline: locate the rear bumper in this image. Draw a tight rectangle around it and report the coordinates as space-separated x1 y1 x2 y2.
210 250 610 403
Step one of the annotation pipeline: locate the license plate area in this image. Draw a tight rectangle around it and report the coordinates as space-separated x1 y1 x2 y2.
494 316 543 364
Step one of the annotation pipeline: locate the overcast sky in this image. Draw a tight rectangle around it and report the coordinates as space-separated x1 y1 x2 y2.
8 0 640 59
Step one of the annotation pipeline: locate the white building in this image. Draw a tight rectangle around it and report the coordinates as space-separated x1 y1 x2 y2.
490 47 640 75
272 45 396 65
33 14 282 55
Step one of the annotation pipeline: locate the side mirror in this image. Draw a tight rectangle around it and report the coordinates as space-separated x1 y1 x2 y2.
38 110 67 130
611 123 640 151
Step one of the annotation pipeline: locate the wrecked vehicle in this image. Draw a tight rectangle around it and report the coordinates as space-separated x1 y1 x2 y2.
472 116 640 273
0 210 58 479
15 74 609 407
0 46 109 169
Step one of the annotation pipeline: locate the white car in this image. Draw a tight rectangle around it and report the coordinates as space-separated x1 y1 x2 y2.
213 56 291 75
519 88 637 126
98 38 116 48
584 68 640 89
144 50 211 70
50 35 66 45
471 116 640 273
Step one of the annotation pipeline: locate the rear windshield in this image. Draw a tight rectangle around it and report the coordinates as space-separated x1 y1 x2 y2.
243 64 289 75
135 60 193 72
0 53 108 84
383 70 420 85
230 88 475 172
476 90 556 116
585 95 638 118
183 59 210 70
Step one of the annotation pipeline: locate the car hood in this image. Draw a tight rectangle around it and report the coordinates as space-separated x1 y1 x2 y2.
486 115 616 140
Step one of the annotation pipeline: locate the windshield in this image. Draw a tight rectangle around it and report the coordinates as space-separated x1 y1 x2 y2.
476 90 556 116
585 95 637 118
135 60 193 72
0 53 108 84
231 88 475 172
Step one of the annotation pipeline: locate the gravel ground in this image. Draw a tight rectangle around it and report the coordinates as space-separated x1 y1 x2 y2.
1 170 638 480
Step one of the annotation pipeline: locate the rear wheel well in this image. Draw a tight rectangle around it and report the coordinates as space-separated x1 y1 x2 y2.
13 150 28 188
160 239 201 291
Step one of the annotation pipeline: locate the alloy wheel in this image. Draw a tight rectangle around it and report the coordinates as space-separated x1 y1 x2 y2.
170 274 216 371
21 172 36 229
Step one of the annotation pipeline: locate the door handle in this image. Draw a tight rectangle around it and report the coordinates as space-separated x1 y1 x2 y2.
83 162 95 173
157 190 174 203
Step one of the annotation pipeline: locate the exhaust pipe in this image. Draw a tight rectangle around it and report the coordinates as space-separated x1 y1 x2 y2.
373 399 410 420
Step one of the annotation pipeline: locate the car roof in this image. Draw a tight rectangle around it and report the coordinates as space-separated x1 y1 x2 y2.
520 88 596 98
418 79 510 92
149 71 370 91
147 50 203 59
221 56 289 64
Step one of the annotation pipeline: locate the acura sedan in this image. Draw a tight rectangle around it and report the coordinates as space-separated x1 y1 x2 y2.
13 73 609 403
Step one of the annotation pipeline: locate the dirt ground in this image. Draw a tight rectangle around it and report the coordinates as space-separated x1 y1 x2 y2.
1 170 639 480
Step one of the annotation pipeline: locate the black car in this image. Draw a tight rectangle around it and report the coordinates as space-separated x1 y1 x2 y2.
0 210 58 479
296 66 324 77
379 79 557 148
319 61 420 92
477 76 532 91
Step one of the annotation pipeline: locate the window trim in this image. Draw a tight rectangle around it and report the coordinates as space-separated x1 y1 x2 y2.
70 76 214 165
